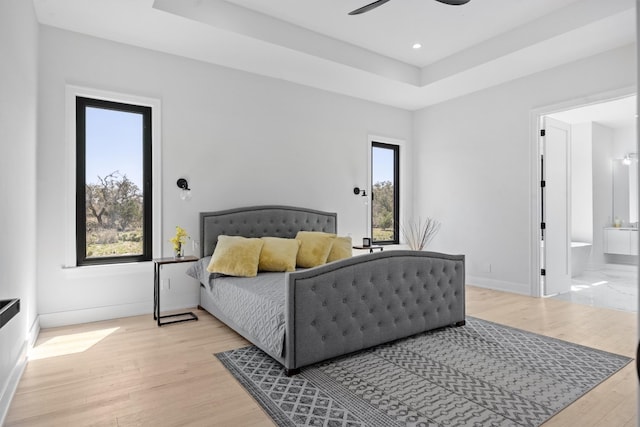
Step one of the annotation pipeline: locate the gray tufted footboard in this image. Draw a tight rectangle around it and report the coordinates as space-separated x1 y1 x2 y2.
283 250 465 372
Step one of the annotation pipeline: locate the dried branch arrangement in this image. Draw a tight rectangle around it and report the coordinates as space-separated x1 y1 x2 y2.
401 217 441 251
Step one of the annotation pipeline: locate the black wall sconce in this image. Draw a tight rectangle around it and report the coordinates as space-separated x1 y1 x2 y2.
353 187 367 197
177 178 191 200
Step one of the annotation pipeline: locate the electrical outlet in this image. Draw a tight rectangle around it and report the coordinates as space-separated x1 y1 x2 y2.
485 263 492 273
161 278 170 290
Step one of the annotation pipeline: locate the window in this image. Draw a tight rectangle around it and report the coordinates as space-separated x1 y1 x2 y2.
76 97 152 265
371 142 399 244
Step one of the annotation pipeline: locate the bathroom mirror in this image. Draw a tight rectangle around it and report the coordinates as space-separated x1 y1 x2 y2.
612 158 638 225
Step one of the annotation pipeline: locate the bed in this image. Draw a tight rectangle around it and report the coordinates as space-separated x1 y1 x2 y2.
193 205 465 375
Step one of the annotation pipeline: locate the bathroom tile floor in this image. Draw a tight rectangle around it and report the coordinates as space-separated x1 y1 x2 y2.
552 265 638 312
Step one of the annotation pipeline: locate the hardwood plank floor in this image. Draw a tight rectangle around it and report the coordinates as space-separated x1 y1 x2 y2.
6 286 637 426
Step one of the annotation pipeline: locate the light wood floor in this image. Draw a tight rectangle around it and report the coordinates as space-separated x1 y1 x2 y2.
6 286 637 426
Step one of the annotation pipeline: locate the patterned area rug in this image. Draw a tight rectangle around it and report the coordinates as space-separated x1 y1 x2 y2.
216 317 631 426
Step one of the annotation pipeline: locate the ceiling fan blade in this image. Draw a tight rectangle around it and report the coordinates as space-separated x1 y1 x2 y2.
435 0 471 5
348 0 392 15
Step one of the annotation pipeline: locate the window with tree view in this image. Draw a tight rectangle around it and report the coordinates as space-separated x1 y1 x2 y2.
371 142 399 244
76 97 152 265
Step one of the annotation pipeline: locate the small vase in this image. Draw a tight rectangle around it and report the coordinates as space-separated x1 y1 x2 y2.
174 244 183 258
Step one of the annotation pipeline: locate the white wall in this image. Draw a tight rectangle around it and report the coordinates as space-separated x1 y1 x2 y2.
0 0 39 422
413 44 636 295
36 26 413 326
592 123 614 267
613 124 637 158
571 123 594 243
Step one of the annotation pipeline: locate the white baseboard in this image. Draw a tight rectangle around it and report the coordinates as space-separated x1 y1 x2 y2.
39 302 151 328
466 275 531 296
39 297 199 329
28 315 40 348
0 342 27 426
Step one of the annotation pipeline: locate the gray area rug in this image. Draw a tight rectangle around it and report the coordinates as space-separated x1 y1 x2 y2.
216 317 631 426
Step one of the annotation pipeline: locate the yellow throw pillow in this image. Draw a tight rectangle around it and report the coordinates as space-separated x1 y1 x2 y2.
207 235 264 277
259 237 300 272
327 236 353 262
295 231 337 268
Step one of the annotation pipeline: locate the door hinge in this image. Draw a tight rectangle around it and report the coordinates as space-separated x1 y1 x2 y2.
541 269 546 276
541 222 546 229
541 180 546 188
540 129 546 137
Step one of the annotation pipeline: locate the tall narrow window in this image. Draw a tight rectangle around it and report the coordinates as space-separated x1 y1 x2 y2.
76 97 152 265
371 142 399 244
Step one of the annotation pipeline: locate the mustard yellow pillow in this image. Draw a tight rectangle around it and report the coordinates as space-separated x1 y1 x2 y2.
207 235 264 277
327 236 353 262
259 237 300 272
295 231 337 268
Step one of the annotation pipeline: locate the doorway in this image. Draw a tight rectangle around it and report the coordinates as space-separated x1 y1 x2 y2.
535 93 637 311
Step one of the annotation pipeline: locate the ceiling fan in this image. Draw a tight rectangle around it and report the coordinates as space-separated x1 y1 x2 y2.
349 0 470 15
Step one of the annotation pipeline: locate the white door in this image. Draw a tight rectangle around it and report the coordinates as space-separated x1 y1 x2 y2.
542 117 571 296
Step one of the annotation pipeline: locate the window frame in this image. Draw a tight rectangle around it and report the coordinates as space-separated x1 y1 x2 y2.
69 89 162 271
371 141 400 245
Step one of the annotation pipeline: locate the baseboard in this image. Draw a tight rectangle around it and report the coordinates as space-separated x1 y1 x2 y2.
466 275 531 296
0 337 28 426
39 302 151 328
0 315 40 425
39 297 199 328
28 315 40 348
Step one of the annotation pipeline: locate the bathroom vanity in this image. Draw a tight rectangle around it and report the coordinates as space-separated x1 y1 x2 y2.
603 227 639 255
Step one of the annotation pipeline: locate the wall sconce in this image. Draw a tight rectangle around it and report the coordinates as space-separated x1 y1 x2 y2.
177 178 192 200
623 153 637 166
353 187 367 197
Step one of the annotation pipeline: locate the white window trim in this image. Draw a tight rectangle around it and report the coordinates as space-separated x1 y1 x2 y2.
64 85 162 268
367 134 409 246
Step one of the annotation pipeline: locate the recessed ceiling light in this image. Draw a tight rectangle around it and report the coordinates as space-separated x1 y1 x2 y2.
412 43 422 50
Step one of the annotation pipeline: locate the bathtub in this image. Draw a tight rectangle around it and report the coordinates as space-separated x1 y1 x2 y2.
571 242 592 277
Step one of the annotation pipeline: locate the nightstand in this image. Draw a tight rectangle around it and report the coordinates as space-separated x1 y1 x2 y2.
352 245 384 253
153 256 199 326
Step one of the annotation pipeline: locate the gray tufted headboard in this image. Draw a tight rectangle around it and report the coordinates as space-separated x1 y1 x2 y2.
199 205 337 257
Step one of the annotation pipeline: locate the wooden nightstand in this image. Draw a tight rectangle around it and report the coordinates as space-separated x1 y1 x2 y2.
153 256 199 326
